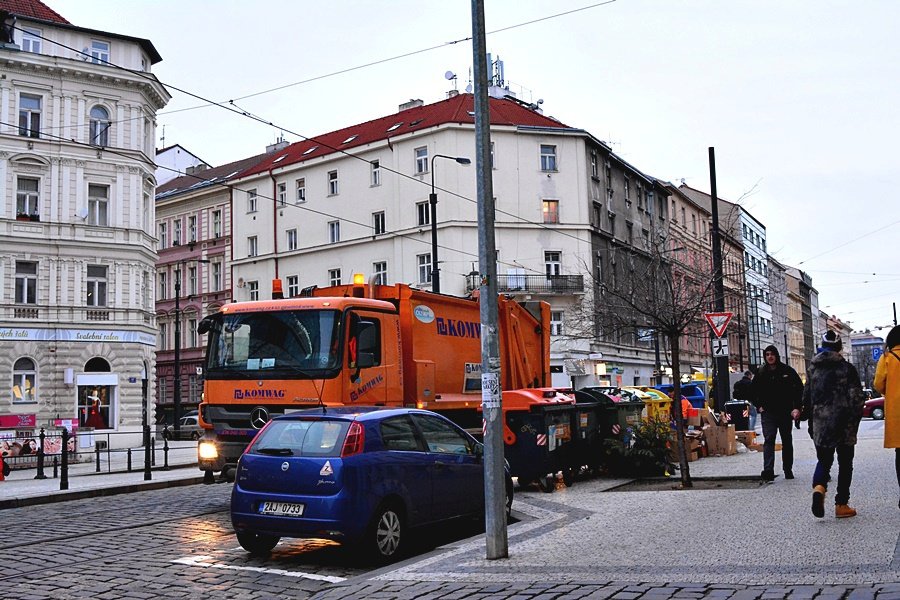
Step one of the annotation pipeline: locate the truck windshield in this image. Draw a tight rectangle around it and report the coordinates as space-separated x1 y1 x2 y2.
206 310 341 374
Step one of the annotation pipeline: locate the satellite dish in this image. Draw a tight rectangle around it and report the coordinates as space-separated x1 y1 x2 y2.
465 84 473 93
444 71 456 80
81 48 91 61
76 207 88 219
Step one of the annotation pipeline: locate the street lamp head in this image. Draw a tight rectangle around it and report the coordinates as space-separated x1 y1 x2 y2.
455 157 472 165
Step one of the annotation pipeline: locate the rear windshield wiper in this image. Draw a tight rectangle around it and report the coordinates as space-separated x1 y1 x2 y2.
256 447 294 456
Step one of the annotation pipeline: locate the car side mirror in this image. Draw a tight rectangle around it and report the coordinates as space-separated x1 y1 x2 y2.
474 442 484 461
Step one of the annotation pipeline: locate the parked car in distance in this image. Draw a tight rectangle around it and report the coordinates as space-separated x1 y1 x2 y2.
863 395 885 420
654 383 706 409
162 414 203 440
230 407 513 562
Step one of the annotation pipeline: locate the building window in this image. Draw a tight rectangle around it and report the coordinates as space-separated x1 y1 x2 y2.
609 213 616 237
158 271 167 300
15 261 37 305
624 178 630 203
86 265 107 307
417 254 432 284
188 266 197 295
247 281 259 301
18 93 41 138
328 170 339 195
87 184 109 226
212 210 222 237
247 189 258 212
415 147 428 174
12 357 37 404
540 144 557 171
545 251 561 277
490 142 495 169
550 311 564 336
21 27 41 53
90 40 110 64
16 177 39 217
328 221 340 243
371 160 381 186
188 215 197 242
329 268 342 286
158 223 167 248
691 214 697 235
211 262 222 291
286 228 298 251
416 201 430 226
173 219 182 245
286 275 299 298
542 199 559 224
89 106 111 146
590 151 598 178
248 236 258 257
373 261 388 285
295 178 306 203
373 211 386 235
277 182 287 206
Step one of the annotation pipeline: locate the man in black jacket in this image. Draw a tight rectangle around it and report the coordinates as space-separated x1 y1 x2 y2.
751 345 803 481
732 370 756 430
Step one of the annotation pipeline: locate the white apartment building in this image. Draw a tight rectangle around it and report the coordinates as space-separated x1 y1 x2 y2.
0 0 169 445
739 212 774 366
227 93 668 389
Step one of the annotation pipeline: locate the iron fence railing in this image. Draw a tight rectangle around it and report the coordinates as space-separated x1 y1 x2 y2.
465 273 584 295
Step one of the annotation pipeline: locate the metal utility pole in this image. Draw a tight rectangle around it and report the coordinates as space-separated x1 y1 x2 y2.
471 0 507 560
173 262 182 435
708 148 730 413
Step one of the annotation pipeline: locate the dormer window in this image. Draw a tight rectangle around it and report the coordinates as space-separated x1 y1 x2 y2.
90 40 110 64
302 146 318 155
342 134 358 144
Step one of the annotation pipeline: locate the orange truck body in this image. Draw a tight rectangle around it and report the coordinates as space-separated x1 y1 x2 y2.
197 281 555 474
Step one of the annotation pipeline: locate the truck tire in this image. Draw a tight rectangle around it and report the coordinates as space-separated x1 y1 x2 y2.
237 532 279 555
538 474 556 493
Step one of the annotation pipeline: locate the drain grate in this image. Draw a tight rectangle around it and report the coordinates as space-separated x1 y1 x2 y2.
603 476 766 492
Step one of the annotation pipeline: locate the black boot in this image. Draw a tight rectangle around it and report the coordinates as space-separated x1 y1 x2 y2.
761 469 775 482
784 469 794 479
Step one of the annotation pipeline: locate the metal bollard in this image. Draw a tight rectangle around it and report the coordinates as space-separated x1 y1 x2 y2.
127 448 132 472
143 424 152 481
162 437 170 470
53 456 58 479
95 443 101 473
60 428 69 491
152 436 156 467
35 427 47 480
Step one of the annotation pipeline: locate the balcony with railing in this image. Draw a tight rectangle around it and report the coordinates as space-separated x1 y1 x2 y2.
466 273 584 295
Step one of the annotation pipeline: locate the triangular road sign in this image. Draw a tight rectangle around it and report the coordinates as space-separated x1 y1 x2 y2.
704 312 733 338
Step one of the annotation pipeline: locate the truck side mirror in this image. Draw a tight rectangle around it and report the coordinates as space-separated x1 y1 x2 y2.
197 315 216 335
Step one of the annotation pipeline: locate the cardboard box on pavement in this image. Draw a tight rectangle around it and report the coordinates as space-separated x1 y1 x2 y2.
705 424 737 456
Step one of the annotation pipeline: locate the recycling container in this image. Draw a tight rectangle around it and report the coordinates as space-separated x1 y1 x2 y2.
724 400 750 431
503 402 577 491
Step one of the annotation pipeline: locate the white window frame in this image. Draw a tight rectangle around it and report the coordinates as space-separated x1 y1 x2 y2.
18 93 42 138
373 211 386 235
550 311 564 336
247 280 259 301
329 268 342 286
416 201 430 226
21 27 41 53
328 170 339 195
373 261 388 285
286 275 300 298
173 218 182 245
89 105 111 146
286 228 298 251
158 222 167 248
417 253 432 285
90 40 110 64
295 178 306 203
188 318 198 349
277 182 287 205
248 236 258 257
188 265 197 295
212 210 222 237
328 220 340 243
87 184 109 226
371 160 381 186
86 265 108 307
415 147 429 174
211 262 222 291
16 177 40 217
544 251 562 277
15 261 37 305
542 199 559 224
12 357 37 404
540 144 557 171
158 271 167 300
247 189 258 213
188 215 197 242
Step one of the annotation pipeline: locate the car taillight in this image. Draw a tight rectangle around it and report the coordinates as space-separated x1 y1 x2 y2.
341 421 365 457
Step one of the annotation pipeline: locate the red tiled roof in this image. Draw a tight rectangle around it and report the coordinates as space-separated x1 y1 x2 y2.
240 93 570 178
0 0 70 24
156 152 272 199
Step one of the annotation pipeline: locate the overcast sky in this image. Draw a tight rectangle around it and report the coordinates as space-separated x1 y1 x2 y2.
51 0 899 339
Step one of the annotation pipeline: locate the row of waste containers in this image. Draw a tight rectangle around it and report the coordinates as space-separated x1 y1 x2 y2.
502 388 754 492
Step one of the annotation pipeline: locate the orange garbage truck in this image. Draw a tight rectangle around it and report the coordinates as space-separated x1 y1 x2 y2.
195 278 565 480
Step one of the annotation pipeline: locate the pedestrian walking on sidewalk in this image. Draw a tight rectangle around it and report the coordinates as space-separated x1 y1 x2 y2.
733 370 757 430
804 330 865 518
873 324 900 509
751 345 803 481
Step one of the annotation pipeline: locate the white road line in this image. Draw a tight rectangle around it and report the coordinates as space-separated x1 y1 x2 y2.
172 555 346 583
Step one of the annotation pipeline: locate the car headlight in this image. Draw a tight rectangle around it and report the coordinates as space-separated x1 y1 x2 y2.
198 441 219 460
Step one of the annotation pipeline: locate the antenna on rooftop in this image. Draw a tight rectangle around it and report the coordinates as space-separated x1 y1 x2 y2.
160 124 166 148
445 70 458 90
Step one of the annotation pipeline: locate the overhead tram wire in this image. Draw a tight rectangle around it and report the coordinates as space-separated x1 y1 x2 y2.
22 28 599 276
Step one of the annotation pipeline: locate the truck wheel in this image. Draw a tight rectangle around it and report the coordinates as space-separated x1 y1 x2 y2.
562 467 576 488
872 407 884 420
538 474 556 493
366 502 404 562
236 532 279 555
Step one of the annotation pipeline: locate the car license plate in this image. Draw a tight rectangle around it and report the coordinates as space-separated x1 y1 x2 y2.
259 501 305 517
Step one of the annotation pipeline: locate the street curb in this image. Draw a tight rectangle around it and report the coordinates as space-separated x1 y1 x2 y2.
0 475 208 510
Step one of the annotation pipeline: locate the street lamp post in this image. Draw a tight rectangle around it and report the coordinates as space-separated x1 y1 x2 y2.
173 258 209 435
429 153 471 293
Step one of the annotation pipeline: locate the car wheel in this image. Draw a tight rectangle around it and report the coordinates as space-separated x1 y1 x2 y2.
236 531 279 555
366 502 404 561
538 474 556 493
191 431 201 440
872 407 885 420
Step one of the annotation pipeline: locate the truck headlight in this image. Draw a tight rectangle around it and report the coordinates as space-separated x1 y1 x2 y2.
198 441 219 460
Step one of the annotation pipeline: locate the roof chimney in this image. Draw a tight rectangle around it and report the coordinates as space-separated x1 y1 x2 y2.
398 99 424 112
266 134 289 154
185 164 208 175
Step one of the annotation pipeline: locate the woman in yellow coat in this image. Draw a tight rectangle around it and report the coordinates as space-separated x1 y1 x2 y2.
873 325 900 508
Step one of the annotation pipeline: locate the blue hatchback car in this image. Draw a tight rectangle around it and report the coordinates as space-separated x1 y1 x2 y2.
230 407 512 561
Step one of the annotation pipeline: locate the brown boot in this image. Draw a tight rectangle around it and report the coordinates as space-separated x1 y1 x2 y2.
811 485 826 518
835 504 857 518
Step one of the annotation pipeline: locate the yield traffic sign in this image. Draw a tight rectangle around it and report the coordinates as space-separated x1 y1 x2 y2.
704 312 734 338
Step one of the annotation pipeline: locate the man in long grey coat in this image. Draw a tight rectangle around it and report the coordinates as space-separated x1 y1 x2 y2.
803 330 865 518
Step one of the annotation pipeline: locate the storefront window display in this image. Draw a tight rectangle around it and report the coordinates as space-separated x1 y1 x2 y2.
77 385 112 429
